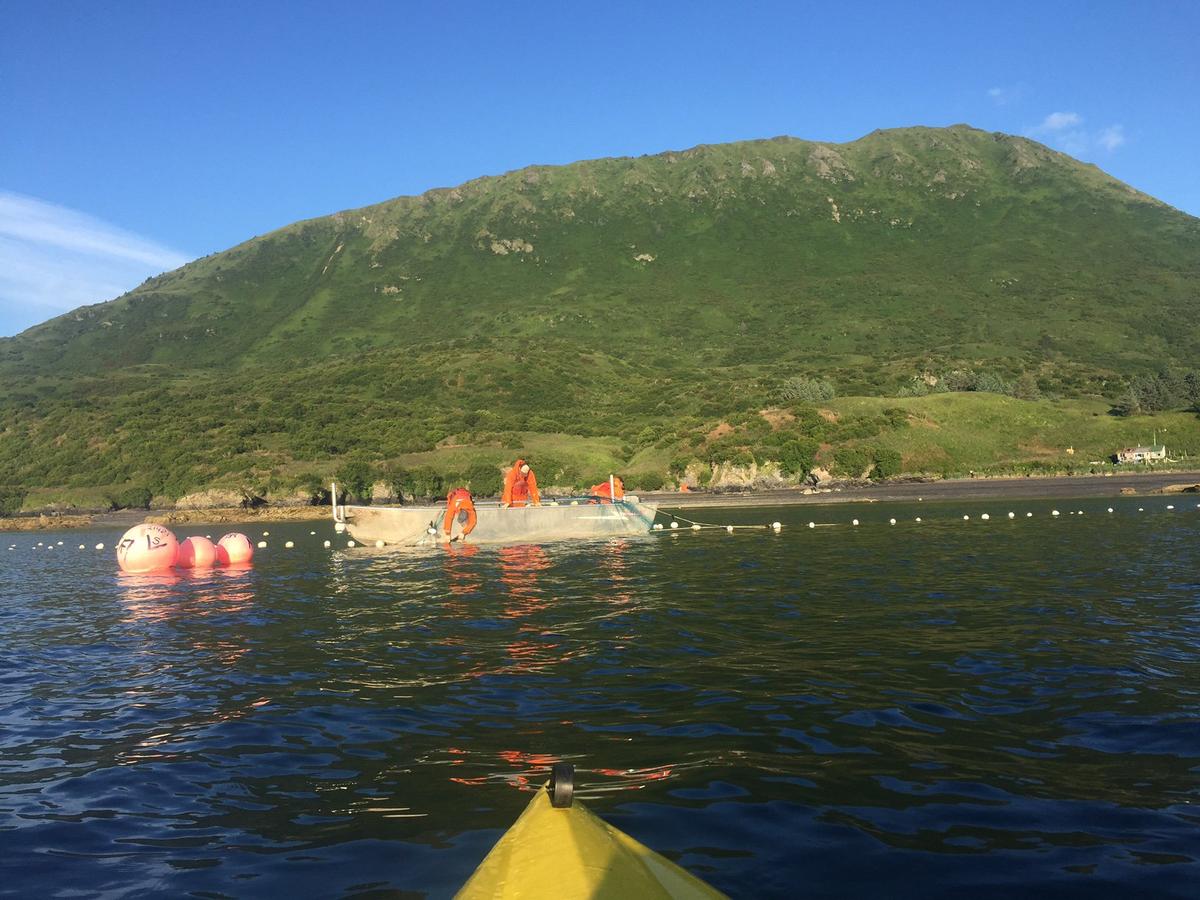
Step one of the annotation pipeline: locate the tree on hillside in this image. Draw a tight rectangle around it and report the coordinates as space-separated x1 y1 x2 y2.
381 464 410 504
1110 370 1200 416
336 458 376 503
1184 371 1200 411
1012 372 1041 400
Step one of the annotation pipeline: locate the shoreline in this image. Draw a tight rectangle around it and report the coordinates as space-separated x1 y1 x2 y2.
0 505 332 535
3 471 1199 534
644 470 1200 509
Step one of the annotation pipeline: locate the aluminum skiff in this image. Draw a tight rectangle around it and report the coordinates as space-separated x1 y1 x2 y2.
332 491 659 546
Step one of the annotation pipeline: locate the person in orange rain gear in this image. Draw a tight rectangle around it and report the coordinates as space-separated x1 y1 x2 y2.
501 459 541 508
442 487 478 540
589 475 625 503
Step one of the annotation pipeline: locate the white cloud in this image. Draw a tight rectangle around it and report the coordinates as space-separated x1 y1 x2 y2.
987 85 1024 106
1034 111 1083 133
1097 124 1126 151
0 192 189 336
1025 113 1127 159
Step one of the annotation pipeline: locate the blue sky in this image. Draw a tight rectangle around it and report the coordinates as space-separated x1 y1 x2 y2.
2 0 1197 336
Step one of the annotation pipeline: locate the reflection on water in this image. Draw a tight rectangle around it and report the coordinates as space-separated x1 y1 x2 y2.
1 500 1199 897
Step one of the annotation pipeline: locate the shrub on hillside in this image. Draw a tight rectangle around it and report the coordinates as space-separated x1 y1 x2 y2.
531 456 578 488
939 369 975 392
407 467 444 500
292 473 330 505
833 447 871 478
778 377 836 404
635 425 659 447
729 449 755 468
336 458 376 503
466 463 503 498
872 448 903 480
788 406 830 434
0 486 26 516
380 464 410 503
973 371 1009 395
777 438 820 476
633 471 666 491
897 377 931 397
106 485 152 511
669 455 700 477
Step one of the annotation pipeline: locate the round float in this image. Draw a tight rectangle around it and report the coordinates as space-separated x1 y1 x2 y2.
177 535 218 569
116 524 179 573
216 532 254 566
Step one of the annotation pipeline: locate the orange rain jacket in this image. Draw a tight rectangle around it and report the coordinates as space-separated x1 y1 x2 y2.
589 476 625 502
443 487 478 537
501 459 540 507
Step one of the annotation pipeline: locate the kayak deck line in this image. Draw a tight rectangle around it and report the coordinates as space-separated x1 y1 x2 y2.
456 764 727 899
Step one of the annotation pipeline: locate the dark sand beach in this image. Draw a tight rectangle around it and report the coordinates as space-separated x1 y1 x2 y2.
645 470 1200 509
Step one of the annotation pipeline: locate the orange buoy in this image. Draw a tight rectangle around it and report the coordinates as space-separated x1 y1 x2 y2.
216 532 254 566
177 535 218 569
116 524 179 573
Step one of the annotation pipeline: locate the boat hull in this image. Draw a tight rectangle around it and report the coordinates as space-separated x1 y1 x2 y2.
338 499 659 546
456 787 726 899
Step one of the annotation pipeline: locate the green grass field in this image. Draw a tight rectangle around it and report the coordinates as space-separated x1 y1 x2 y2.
833 394 1199 475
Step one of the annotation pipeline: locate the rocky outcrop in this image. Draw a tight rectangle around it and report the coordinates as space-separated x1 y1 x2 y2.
370 481 397 503
174 489 247 509
0 513 93 531
1155 483 1200 494
809 145 855 182
707 461 790 490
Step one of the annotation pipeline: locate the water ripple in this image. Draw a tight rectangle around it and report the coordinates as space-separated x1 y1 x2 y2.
2 502 1199 896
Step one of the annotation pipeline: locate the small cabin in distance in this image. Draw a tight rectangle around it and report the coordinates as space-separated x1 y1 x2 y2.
1114 444 1166 464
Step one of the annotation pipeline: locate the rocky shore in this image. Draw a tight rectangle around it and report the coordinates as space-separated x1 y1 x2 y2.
646 471 1200 508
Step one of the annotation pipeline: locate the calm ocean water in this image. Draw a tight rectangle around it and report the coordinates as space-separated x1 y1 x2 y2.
2 497 1198 898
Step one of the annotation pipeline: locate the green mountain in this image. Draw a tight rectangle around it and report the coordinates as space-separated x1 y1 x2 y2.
2 124 1199 507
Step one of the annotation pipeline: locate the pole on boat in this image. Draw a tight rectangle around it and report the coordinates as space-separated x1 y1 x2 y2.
610 474 615 503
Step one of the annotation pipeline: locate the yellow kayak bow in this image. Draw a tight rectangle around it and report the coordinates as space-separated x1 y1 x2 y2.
456 764 727 899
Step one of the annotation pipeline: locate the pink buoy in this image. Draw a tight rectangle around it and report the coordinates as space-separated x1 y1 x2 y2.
177 535 218 569
116 524 179 573
216 532 254 566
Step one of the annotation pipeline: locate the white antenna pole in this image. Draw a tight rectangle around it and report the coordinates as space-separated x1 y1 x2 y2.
610 474 615 502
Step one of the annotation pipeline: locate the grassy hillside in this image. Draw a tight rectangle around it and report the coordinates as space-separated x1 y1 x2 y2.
1 125 1198 507
835 394 1198 474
